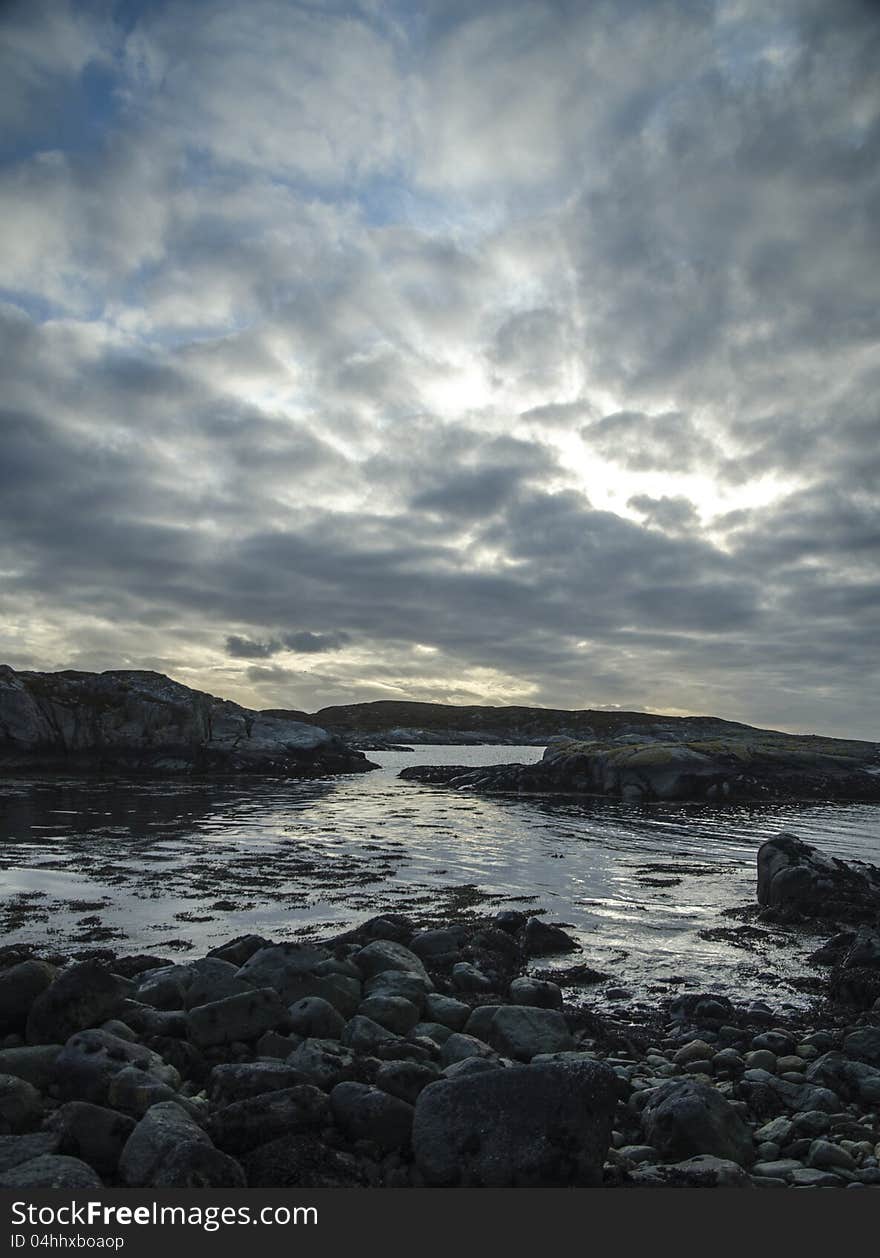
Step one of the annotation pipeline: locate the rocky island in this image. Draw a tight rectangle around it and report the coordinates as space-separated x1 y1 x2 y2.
0 667 375 778
400 730 880 804
0 834 879 1189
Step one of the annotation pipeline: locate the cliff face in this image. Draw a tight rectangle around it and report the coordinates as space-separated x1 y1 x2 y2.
0 667 375 777
400 734 880 803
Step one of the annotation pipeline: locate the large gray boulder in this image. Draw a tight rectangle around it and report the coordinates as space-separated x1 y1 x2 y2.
641 1079 754 1165
413 1059 617 1186
208 1086 329 1154
46 1102 136 1176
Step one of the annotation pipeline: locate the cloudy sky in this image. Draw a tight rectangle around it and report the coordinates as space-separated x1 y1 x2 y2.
1 0 878 737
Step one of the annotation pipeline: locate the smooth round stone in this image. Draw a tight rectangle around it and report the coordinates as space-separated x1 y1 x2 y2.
776 1055 805 1073
672 1040 714 1066
745 1049 777 1072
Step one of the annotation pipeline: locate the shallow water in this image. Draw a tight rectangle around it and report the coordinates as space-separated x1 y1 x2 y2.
1 745 878 1008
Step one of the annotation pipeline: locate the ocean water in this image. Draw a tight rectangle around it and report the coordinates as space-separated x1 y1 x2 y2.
1 744 878 1008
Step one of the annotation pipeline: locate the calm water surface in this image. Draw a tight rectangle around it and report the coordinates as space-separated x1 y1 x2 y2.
1 745 878 1008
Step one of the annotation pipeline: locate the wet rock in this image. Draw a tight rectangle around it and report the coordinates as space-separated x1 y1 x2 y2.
353 941 429 981
151 1143 247 1188
423 994 469 1030
26 963 126 1045
630 1155 752 1187
235 943 331 1002
413 1059 617 1186
487 1006 575 1062
342 1015 400 1055
739 1067 839 1115
805 1052 880 1104
208 1086 329 1155
462 1006 501 1040
440 1034 499 1067
0 1153 102 1189
409 929 463 966
756 833 880 917
0 1132 60 1172
843 927 880 969
106 1065 186 1117
286 1039 359 1090
412 1022 453 1045
0 1045 61 1091
363 971 430 1007
358 995 421 1036
330 1081 414 1152
508 977 563 1010
642 1079 754 1165
808 1139 857 1172
287 996 346 1040
375 1060 440 1105
46 1102 136 1175
442 1056 504 1080
207 935 268 968
0 1074 43 1134
53 1029 179 1105
0 961 56 1034
843 1027 880 1066
208 1062 308 1105
119 1101 211 1186
521 918 579 956
241 1133 367 1188
186 987 287 1048
451 962 493 993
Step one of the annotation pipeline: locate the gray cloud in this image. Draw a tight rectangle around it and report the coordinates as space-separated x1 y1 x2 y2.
0 0 877 738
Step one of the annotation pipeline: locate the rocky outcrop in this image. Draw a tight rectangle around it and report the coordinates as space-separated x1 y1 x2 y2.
757 834 880 919
0 667 375 777
400 732 880 803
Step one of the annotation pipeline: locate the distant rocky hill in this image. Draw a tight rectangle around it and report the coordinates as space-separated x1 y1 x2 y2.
262 699 766 749
0 667 375 777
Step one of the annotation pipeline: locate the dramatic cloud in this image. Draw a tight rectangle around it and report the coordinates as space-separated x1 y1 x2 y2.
0 0 878 737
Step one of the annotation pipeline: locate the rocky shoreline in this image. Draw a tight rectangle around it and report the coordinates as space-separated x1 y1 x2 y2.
400 733 880 804
0 834 879 1189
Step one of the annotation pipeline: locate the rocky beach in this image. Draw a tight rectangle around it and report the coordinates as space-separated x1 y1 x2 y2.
0 833 879 1190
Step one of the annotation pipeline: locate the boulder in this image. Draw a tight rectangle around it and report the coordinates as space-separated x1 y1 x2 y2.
413 1060 617 1186
0 1075 42 1134
208 1062 308 1105
756 833 880 917
285 1039 359 1091
151 1144 247 1188
0 1045 62 1091
0 1132 60 1172
186 987 287 1047
26 963 126 1044
353 941 429 981
0 1154 102 1189
208 1086 329 1155
487 1006 574 1061
329 1082 414 1152
423 994 469 1031
0 960 56 1033
53 1029 179 1104
522 918 579 956
375 1060 440 1105
357 995 420 1036
508 977 563 1010
641 1079 754 1165
119 1101 212 1186
46 1102 136 1176
236 943 331 1003
287 996 346 1040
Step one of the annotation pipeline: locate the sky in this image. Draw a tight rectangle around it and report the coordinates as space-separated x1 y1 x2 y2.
0 0 878 738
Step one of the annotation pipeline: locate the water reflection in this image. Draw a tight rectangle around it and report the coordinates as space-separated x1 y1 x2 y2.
1 746 878 1007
